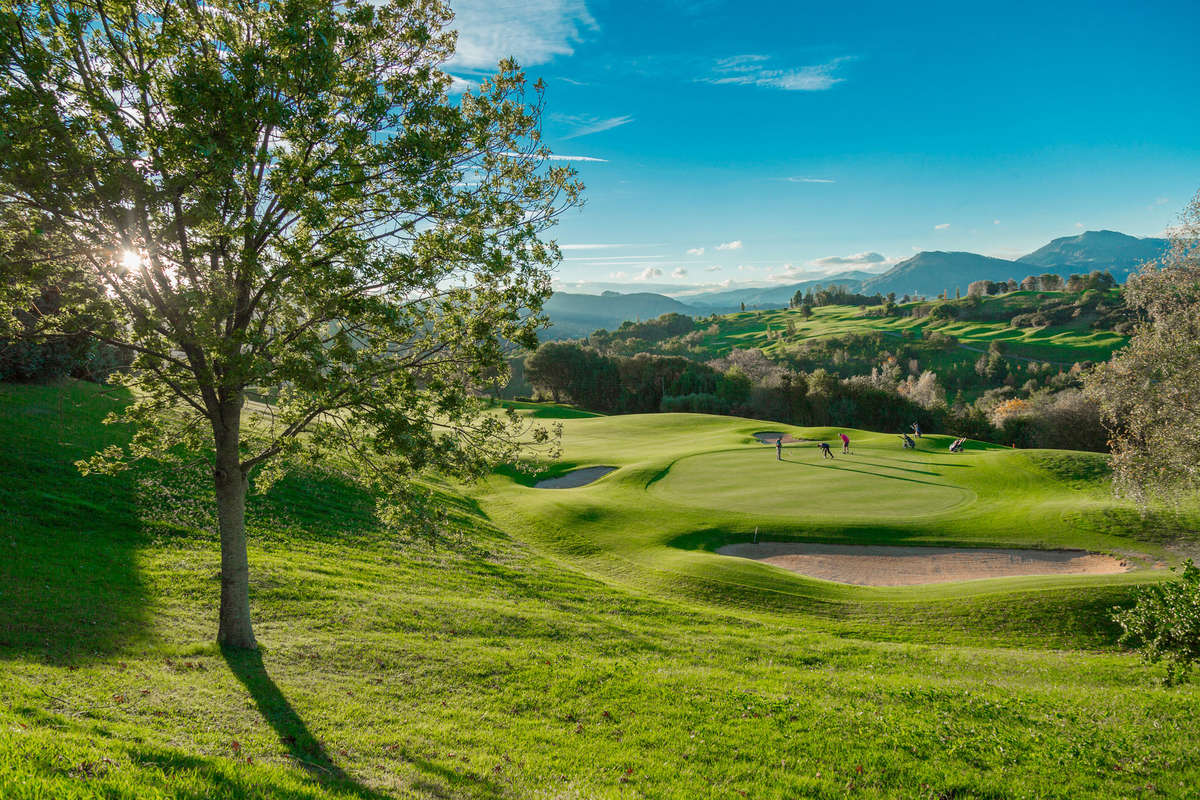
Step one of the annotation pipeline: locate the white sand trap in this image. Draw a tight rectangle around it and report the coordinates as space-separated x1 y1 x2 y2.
752 431 804 444
534 466 617 489
717 542 1130 586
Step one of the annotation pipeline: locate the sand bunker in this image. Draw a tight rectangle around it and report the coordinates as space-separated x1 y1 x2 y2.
534 466 617 489
752 431 804 444
717 542 1130 586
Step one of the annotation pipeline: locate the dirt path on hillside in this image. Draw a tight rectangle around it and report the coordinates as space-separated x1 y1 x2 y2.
718 542 1131 586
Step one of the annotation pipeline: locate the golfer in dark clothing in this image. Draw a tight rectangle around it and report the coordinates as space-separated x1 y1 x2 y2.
776 438 783 460
818 442 834 459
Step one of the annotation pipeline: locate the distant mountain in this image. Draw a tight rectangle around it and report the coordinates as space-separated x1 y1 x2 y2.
543 291 695 339
683 271 874 310
861 252 1023 298
1018 230 1167 280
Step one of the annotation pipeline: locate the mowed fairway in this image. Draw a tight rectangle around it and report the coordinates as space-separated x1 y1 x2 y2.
476 412 1186 639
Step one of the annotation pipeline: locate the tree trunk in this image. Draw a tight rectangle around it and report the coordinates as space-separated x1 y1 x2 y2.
213 402 256 649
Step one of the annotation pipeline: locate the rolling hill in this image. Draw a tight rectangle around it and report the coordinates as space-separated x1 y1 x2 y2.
543 290 695 338
681 270 876 310
1018 229 1167 279
860 251 1023 297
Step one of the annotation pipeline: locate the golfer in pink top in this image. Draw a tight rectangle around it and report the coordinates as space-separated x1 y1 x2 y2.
839 432 850 454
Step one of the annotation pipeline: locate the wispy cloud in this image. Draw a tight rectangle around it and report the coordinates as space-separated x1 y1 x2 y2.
705 265 722 272
705 54 853 91
448 0 598 70
1075 222 1085 229
717 240 743 251
934 223 950 230
686 247 705 256
810 251 887 268
446 75 476 94
502 151 608 163
993 219 1001 225
671 267 688 278
609 271 627 279
636 266 663 281
782 176 835 184
555 113 635 140
559 243 638 250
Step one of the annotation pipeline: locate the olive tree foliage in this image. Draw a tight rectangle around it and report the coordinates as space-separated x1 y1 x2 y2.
1084 192 1200 505
1113 560 1200 685
0 0 581 648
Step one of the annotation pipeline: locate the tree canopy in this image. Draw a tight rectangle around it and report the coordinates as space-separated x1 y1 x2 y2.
0 0 581 647
1085 193 1200 504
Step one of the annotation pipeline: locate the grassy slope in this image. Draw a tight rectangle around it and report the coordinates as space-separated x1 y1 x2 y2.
701 294 1127 365
478 412 1193 647
2 382 1199 799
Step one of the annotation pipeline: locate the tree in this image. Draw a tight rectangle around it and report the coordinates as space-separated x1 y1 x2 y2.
0 0 581 648
1084 192 1200 503
1113 560 1200 684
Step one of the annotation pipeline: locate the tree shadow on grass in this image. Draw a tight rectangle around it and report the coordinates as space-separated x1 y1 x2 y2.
223 649 509 799
222 648 378 796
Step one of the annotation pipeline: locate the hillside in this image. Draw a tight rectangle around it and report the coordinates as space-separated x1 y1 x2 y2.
861 251 1024 297
543 290 694 338
681 270 875 310
4 381 1198 798
1018 229 1168 279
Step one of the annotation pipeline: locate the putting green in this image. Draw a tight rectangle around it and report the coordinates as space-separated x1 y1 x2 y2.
650 447 973 519
475 411 1182 623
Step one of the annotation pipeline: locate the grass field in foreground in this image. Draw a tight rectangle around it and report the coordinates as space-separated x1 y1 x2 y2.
2 381 1199 799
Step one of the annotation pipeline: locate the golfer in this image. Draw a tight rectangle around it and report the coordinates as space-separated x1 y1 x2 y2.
776 437 783 460
839 432 850 454
818 442 834 459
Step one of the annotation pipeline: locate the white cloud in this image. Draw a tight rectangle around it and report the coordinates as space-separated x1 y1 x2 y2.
671 267 688 278
636 266 663 281
993 219 1001 225
738 264 757 272
502 151 608 163
705 265 722 272
448 0 598 70
1153 196 1169 206
810 251 886 268
717 240 743 251
559 243 636 250
608 271 627 279
555 113 635 140
447 74 475 94
1075 221 1085 229
705 55 853 92
686 247 705 256
783 176 835 184
934 223 950 230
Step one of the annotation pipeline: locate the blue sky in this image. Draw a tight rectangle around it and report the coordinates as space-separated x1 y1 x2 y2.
446 0 1200 291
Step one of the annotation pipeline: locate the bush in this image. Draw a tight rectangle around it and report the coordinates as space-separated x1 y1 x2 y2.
1113 560 1200 684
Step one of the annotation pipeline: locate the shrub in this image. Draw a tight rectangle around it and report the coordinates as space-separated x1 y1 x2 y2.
1113 560 1200 684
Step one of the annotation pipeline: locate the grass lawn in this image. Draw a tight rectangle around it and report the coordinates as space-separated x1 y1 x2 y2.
701 297 1128 365
2 381 1198 799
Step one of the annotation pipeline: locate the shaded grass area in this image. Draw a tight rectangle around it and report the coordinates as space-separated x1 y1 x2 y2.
2 382 1199 799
